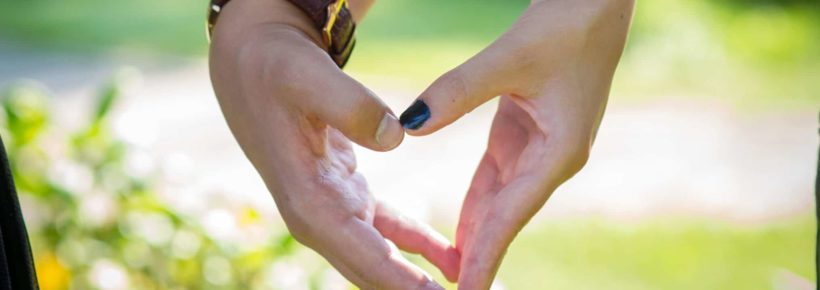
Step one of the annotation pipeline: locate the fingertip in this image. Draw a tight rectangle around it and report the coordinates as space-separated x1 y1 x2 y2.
375 113 404 151
401 98 448 137
419 228 461 282
442 246 462 283
399 99 431 132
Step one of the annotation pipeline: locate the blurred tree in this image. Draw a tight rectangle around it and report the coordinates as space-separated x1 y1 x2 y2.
0 72 319 290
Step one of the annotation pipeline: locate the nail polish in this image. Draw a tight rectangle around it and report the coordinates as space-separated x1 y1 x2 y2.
399 100 430 130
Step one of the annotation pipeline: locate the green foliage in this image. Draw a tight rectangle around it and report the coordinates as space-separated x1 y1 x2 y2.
2 85 49 147
0 75 313 290
613 0 819 107
0 1 816 288
0 0 206 55
0 73 815 290
0 0 816 107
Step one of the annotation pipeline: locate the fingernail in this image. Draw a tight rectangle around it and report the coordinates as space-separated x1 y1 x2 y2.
376 113 403 150
399 100 430 130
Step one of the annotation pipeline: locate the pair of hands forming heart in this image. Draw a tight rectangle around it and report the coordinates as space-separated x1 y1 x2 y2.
209 0 634 288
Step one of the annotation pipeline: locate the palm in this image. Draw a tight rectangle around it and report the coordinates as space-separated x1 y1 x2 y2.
287 126 375 230
267 123 460 287
455 96 556 288
404 2 631 288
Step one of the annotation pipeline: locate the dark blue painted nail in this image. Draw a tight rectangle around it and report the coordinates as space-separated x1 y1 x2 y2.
399 100 430 130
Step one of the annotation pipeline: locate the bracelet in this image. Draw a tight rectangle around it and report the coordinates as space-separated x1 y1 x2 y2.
206 0 357 68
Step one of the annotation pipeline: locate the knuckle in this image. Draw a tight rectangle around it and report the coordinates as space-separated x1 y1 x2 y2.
277 198 336 247
280 209 314 246
237 37 304 97
280 199 343 249
263 55 302 95
288 227 311 246
558 139 591 175
573 147 591 170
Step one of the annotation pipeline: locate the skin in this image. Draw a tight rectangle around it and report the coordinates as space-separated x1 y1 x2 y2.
209 0 634 288
209 0 460 288
404 0 636 289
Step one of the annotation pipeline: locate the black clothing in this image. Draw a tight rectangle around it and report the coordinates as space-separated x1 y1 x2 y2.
815 116 819 290
0 136 38 290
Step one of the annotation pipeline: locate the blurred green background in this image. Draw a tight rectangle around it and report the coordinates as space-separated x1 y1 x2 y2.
0 0 817 105
0 0 816 289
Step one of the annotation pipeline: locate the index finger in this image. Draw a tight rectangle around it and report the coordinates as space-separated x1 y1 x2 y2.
374 202 461 282
318 216 445 290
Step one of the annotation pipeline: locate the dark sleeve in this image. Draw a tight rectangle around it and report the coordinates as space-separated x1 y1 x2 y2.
0 135 38 290
815 114 819 290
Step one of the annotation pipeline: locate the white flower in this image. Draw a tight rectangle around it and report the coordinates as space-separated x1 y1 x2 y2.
79 192 117 227
88 259 129 290
170 230 201 259
201 209 237 241
264 262 308 290
49 159 93 195
126 212 174 246
203 256 232 285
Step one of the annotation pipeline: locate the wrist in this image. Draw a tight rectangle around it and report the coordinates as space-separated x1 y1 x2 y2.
214 0 324 46
213 0 363 67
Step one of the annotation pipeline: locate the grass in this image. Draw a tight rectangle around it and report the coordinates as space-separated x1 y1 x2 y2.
411 216 816 290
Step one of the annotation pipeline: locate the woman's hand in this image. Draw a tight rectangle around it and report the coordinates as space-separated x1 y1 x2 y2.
399 0 635 288
209 0 459 288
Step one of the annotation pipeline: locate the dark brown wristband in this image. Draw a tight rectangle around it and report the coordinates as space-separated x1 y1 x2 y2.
206 0 231 41
206 0 357 68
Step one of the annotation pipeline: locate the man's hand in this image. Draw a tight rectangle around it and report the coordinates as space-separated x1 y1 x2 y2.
209 0 460 288
399 0 635 288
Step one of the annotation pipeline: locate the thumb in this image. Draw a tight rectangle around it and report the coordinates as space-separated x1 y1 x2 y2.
399 43 517 136
300 66 405 151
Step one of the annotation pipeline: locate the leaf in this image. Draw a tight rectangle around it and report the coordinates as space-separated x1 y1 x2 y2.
1 83 50 147
94 81 119 123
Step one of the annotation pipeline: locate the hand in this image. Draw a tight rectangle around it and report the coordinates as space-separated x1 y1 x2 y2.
399 0 635 288
208 0 459 288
